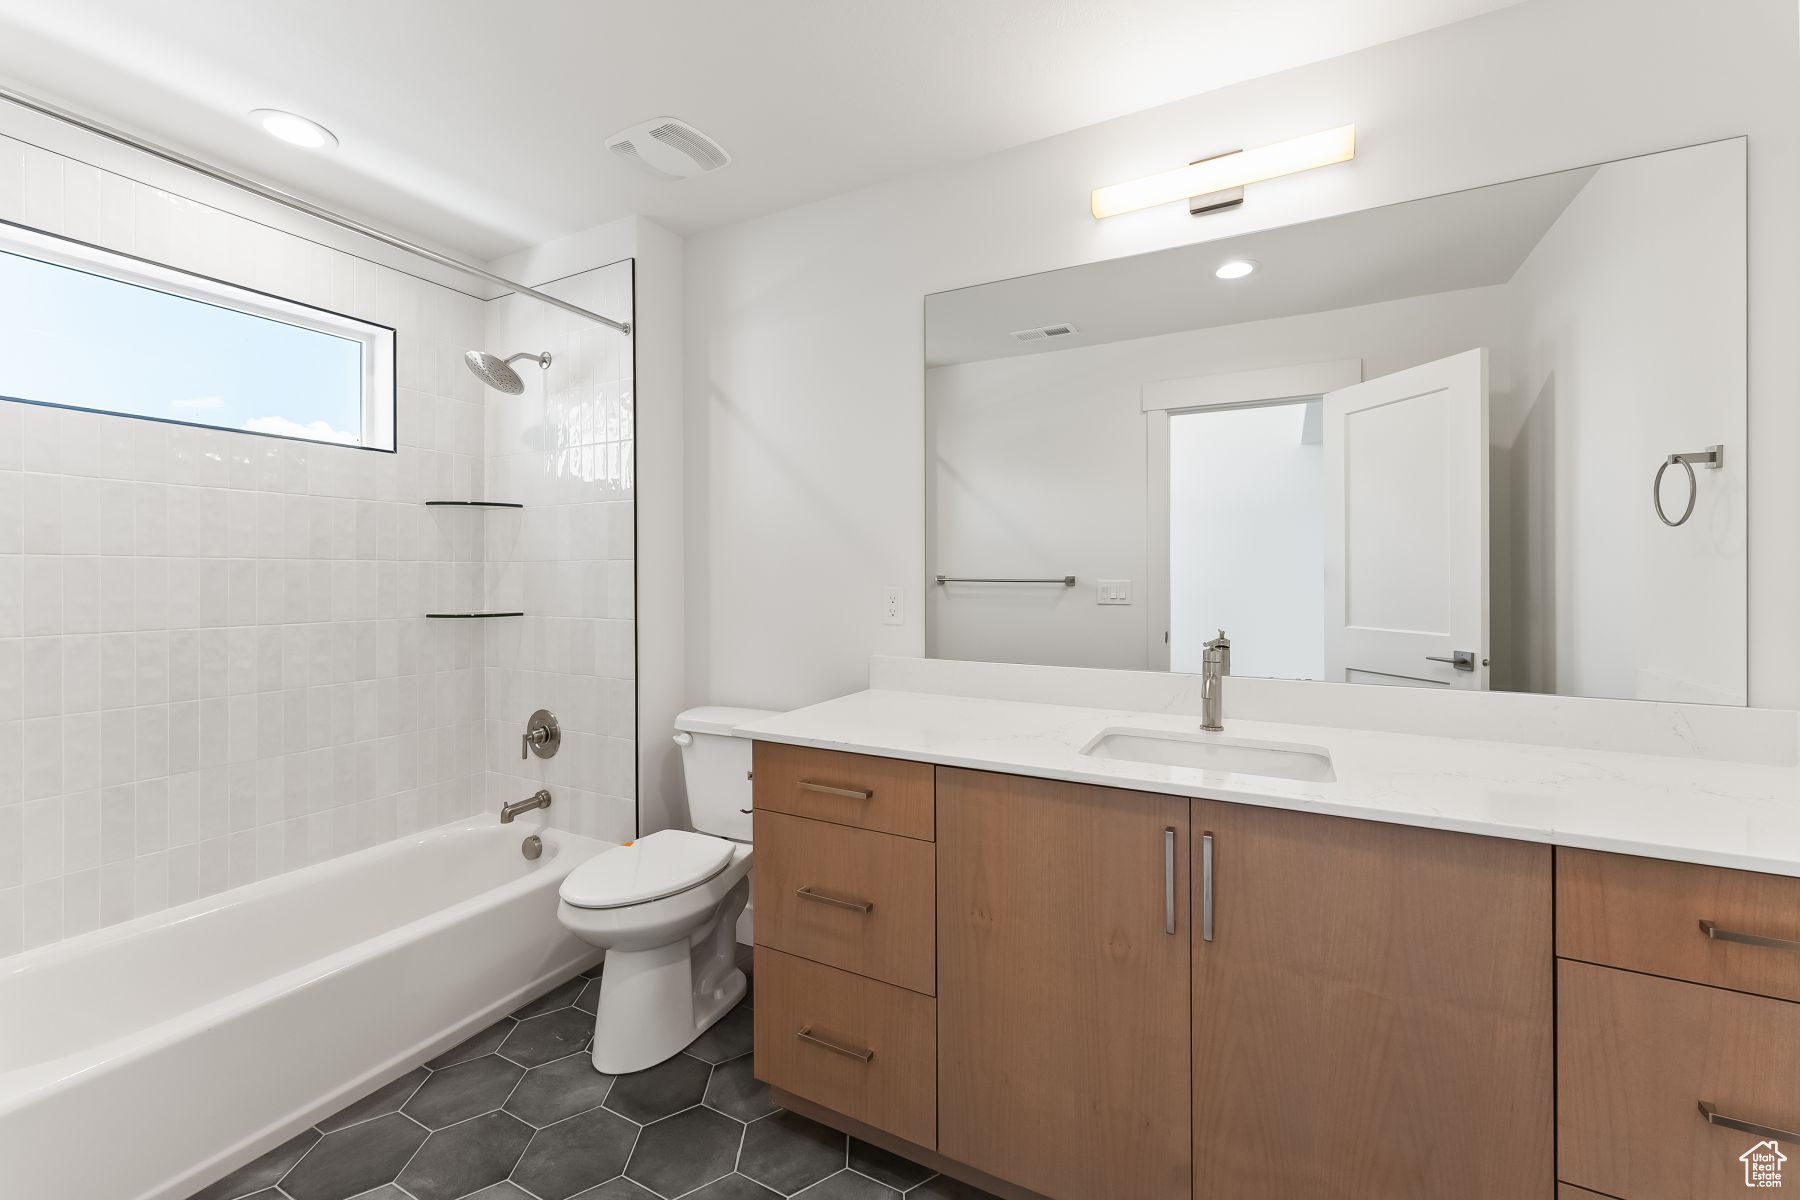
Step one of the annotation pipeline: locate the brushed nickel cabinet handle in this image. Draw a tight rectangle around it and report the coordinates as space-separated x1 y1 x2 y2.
1699 1100 1800 1142
1163 828 1177 935
799 781 874 801
1201 832 1215 943
797 1026 874 1063
1699 919 1800 954
796 886 874 915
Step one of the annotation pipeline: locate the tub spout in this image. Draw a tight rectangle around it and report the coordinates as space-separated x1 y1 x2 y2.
501 789 552 824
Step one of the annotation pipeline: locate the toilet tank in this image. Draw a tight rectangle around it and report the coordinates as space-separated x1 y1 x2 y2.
675 706 781 841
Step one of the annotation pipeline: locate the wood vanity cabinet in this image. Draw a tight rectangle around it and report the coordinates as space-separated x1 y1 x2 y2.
936 768 1193 1200
1190 801 1556 1200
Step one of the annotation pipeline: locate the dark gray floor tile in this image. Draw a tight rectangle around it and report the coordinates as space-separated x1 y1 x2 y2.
687 1002 754 1064
624 1106 742 1197
684 1175 782 1199
602 1052 710 1123
397 1111 533 1200
341 1188 409 1200
189 1128 321 1200
499 1008 594 1068
513 976 585 1020
704 1053 777 1122
429 1019 517 1069
574 977 601 1014
317 1068 429 1133
581 957 606 980
738 1111 847 1195
229 1191 284 1200
908 1177 1001 1199
281 1113 426 1200
569 1179 656 1199
511 1106 639 1200
459 1180 535 1200
505 1052 615 1126
403 1056 525 1129
847 1140 934 1192
794 1171 901 1199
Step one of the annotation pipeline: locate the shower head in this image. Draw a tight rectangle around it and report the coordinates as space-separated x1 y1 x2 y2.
464 349 551 395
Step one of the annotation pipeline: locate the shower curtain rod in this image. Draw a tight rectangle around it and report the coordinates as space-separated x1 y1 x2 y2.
0 82 631 335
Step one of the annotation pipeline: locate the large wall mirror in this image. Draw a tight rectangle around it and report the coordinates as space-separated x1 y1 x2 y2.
925 138 1747 705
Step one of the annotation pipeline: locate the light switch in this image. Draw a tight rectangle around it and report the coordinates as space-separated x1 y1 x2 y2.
881 585 905 625
1097 579 1132 605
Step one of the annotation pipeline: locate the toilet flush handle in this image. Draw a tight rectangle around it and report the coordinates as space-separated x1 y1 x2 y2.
672 732 693 747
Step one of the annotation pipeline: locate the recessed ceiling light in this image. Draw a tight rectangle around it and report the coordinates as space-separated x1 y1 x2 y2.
1215 260 1258 280
250 109 337 150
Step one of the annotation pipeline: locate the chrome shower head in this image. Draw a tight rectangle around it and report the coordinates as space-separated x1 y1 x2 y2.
464 349 551 395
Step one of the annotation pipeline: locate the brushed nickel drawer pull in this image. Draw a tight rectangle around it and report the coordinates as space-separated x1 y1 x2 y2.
797 1026 874 1063
1699 1100 1800 1143
1699 919 1800 953
799 781 874 801
797 886 874 915
1163 828 1177 935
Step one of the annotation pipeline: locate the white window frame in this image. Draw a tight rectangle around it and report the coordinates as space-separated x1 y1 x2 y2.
0 220 397 451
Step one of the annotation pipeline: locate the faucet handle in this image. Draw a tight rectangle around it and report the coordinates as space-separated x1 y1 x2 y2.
1204 629 1231 650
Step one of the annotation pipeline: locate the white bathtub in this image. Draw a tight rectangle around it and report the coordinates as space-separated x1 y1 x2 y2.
0 816 611 1200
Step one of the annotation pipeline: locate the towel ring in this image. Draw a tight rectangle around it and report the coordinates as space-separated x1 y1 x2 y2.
1653 445 1723 527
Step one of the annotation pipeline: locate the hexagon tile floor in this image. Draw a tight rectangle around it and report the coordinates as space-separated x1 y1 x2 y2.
188 946 997 1200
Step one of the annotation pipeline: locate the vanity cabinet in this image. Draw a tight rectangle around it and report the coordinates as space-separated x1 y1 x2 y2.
1556 849 1800 1199
936 768 1192 1200
1190 801 1555 1199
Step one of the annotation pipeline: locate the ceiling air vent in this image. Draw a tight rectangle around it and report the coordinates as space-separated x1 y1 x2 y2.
1010 322 1080 343
607 117 732 181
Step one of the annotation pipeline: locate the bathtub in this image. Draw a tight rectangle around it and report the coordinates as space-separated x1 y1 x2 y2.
0 816 611 1200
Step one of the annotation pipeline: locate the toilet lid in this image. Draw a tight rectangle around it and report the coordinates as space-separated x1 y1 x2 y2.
560 829 735 910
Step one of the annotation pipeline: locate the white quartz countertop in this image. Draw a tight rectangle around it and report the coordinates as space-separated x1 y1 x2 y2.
737 688 1800 877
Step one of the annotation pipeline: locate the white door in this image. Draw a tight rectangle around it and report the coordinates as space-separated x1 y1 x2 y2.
1323 348 1489 689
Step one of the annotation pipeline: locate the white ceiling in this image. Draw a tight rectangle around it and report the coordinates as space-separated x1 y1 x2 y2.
924 165 1597 367
0 0 1521 262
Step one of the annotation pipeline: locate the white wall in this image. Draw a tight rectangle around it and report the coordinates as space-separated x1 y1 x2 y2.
0 132 491 956
924 286 1506 670
482 263 638 844
685 0 1800 710
1502 143 1747 704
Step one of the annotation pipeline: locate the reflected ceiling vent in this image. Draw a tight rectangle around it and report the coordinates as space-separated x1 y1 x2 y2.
606 117 732 181
1011 322 1080 343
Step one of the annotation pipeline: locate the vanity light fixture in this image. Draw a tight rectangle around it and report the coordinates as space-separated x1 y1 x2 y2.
1091 124 1355 220
250 108 338 150
1214 260 1257 280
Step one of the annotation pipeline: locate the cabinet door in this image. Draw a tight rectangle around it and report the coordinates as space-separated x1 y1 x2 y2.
1192 802 1554 1199
937 768 1191 1200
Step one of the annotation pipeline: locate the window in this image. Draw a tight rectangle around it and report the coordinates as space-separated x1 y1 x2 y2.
0 221 396 451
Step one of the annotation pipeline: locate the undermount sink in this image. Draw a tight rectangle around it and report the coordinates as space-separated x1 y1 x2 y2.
1080 728 1337 782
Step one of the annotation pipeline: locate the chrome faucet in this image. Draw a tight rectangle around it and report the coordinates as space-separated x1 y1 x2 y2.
1200 630 1231 732
501 789 552 824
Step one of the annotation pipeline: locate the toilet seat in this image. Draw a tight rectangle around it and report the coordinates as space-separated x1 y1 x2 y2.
560 829 734 910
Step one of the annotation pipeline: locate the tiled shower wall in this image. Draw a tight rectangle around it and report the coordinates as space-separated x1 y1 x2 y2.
482 263 638 845
0 134 496 956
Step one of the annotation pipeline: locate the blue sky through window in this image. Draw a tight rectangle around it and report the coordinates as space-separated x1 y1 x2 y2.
0 248 366 445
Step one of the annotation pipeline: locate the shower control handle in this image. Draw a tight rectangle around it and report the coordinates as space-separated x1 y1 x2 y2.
521 709 561 760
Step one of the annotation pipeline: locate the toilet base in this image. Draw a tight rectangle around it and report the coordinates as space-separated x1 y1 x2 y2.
587 878 750 1074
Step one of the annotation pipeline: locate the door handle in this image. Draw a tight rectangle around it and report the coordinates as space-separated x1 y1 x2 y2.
1163 828 1177 935
1201 832 1215 943
1425 650 1477 672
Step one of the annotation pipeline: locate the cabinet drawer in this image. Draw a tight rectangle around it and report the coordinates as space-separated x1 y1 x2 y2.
754 811 935 994
1559 960 1800 1200
1559 848 1800 1002
753 742 935 840
753 947 936 1148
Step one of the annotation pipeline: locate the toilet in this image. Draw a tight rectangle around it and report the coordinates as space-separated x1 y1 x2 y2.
557 705 777 1074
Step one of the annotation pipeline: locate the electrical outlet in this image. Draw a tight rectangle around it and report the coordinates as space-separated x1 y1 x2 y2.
881 585 905 625
1097 579 1132 605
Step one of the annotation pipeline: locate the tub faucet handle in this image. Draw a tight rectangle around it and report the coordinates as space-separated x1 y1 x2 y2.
521 709 561 760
